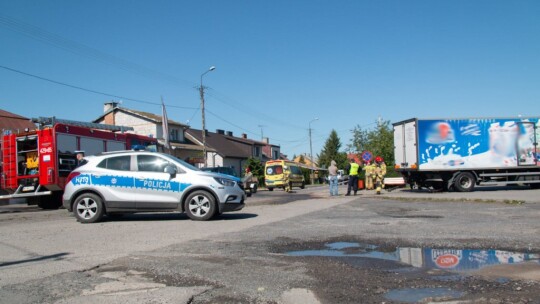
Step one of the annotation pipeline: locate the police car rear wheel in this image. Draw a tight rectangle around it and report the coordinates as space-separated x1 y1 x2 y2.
74 193 104 223
185 190 216 221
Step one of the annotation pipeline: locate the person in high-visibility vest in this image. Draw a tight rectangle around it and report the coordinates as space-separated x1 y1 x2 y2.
363 160 374 190
374 156 387 194
345 158 360 196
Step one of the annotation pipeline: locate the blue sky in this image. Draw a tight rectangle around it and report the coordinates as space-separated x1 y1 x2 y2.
1 1 539 158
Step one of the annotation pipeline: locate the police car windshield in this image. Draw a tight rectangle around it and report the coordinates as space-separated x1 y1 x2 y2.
162 154 200 171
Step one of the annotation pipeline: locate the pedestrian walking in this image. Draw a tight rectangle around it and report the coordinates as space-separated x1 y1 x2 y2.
345 158 360 196
328 160 339 196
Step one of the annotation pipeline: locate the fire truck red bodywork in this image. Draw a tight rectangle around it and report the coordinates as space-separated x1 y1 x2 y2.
1 121 157 208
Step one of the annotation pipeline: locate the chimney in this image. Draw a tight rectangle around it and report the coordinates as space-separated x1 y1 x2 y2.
263 137 269 144
242 133 247 139
104 101 119 113
216 129 225 135
226 131 233 136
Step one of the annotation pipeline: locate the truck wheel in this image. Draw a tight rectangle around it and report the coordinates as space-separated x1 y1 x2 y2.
300 182 305 189
74 193 105 223
38 192 63 210
184 190 216 221
453 172 475 192
268 187 273 191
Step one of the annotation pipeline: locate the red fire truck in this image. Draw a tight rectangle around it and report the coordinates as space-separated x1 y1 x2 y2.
0 117 157 209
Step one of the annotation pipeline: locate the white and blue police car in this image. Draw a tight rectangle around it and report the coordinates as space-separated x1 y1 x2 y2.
62 150 245 223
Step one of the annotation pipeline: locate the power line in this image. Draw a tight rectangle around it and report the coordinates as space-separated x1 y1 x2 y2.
205 88 306 130
0 65 197 110
0 13 195 88
0 13 313 133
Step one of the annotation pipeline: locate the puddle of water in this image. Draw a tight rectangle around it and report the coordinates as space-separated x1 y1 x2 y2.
384 287 464 303
287 242 540 275
431 274 464 282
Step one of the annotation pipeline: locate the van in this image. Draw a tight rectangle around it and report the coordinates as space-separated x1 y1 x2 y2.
264 160 305 191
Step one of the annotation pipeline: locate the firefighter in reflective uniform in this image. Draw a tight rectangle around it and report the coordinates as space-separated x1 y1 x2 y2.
283 165 292 193
374 156 387 194
363 160 374 190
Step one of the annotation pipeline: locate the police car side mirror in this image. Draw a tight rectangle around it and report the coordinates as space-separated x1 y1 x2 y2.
164 165 177 177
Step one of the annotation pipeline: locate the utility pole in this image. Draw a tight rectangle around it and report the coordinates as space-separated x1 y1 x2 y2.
258 124 265 141
200 66 215 167
308 118 319 185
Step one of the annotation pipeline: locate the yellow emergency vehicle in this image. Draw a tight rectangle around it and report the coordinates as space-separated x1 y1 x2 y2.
264 160 305 191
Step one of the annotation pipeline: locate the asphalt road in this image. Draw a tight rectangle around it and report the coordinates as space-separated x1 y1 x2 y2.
1 185 539 303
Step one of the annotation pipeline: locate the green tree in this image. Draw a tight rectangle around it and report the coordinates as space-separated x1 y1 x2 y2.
349 118 395 172
243 157 264 185
317 129 348 171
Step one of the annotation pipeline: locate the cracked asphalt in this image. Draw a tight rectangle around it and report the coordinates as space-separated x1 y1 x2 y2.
1 185 539 303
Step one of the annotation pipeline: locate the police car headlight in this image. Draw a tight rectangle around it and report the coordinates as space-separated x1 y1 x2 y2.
214 177 236 187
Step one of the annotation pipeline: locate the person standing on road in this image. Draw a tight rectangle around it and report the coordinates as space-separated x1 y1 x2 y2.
328 160 339 196
283 165 292 193
345 158 360 196
374 156 387 194
363 160 374 190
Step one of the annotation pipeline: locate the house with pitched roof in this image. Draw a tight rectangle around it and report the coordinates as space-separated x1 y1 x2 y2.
185 129 281 177
93 102 213 163
0 109 36 134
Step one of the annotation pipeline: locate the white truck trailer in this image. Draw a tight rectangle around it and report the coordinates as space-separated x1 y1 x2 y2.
393 117 540 192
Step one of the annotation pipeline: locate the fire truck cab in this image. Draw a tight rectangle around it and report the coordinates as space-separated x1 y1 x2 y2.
0 117 157 209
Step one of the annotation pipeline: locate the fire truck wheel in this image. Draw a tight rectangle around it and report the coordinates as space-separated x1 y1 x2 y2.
37 193 63 210
73 193 105 223
184 190 216 221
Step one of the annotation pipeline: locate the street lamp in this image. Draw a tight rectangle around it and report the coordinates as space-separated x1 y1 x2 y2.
200 66 215 167
309 117 319 185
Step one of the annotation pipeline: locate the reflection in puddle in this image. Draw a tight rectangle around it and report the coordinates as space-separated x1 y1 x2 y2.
287 242 540 273
288 242 539 302
384 287 464 303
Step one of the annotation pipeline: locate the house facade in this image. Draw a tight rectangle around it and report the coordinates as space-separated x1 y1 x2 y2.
93 102 212 163
185 129 282 177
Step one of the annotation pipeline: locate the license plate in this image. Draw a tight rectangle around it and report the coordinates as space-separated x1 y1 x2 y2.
22 186 35 192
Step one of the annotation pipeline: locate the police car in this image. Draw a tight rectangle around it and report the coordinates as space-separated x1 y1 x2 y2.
62 150 245 223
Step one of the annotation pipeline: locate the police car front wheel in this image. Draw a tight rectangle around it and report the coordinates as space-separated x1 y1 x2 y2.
184 190 216 221
74 193 105 223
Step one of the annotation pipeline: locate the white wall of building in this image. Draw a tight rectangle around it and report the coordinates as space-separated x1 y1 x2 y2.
206 152 223 167
114 112 157 138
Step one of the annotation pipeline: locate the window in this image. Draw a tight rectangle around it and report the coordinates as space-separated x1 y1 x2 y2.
266 165 283 175
290 166 302 175
254 146 261 157
170 129 179 141
97 156 131 171
137 155 171 172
